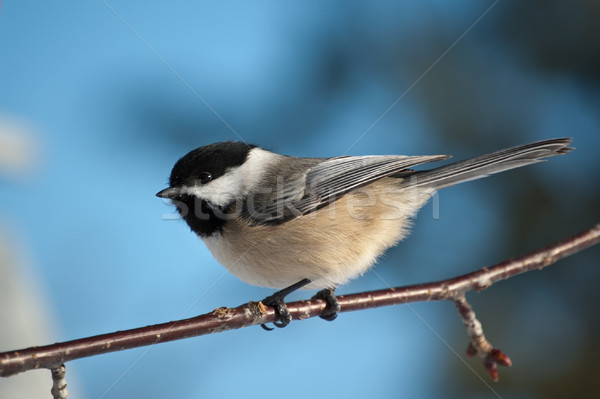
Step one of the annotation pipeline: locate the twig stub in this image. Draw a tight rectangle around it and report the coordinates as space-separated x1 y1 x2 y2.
454 296 511 381
50 364 68 399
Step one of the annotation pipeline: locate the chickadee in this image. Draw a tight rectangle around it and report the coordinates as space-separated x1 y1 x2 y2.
157 138 572 327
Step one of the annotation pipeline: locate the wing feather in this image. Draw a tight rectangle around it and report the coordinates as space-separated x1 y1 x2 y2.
253 154 450 224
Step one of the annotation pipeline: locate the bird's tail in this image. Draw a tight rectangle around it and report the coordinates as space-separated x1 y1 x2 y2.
399 138 573 190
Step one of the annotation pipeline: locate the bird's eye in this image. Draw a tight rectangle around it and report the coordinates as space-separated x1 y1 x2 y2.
199 172 212 184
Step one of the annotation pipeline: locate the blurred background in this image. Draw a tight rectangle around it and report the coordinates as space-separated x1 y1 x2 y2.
1 1 599 398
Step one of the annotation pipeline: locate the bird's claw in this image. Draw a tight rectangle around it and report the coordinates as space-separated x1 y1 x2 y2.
260 294 292 330
312 287 340 321
260 278 312 330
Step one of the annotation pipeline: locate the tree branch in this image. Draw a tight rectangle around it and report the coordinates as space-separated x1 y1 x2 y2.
1 223 599 381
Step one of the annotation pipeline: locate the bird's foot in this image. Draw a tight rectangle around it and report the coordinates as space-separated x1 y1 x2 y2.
260 278 311 330
312 287 340 321
260 293 292 330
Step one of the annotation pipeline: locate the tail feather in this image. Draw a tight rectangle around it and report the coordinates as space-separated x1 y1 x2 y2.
400 138 573 190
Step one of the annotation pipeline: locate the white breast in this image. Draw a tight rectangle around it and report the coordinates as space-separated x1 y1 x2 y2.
202 181 435 290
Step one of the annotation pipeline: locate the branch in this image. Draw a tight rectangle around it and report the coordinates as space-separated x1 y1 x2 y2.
1 223 599 383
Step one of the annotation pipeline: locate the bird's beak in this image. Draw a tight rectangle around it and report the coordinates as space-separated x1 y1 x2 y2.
156 187 181 199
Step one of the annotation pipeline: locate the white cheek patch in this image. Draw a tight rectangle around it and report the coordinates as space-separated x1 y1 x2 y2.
184 147 281 207
184 174 240 207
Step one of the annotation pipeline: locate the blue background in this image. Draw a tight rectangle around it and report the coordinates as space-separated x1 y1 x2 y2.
1 1 599 398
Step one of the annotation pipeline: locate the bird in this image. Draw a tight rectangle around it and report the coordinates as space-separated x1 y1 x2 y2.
156 138 573 328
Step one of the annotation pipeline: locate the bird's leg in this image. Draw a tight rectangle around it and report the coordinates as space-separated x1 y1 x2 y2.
261 278 311 330
312 287 340 321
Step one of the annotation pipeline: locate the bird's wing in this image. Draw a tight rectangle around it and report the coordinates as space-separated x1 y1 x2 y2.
252 154 450 225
